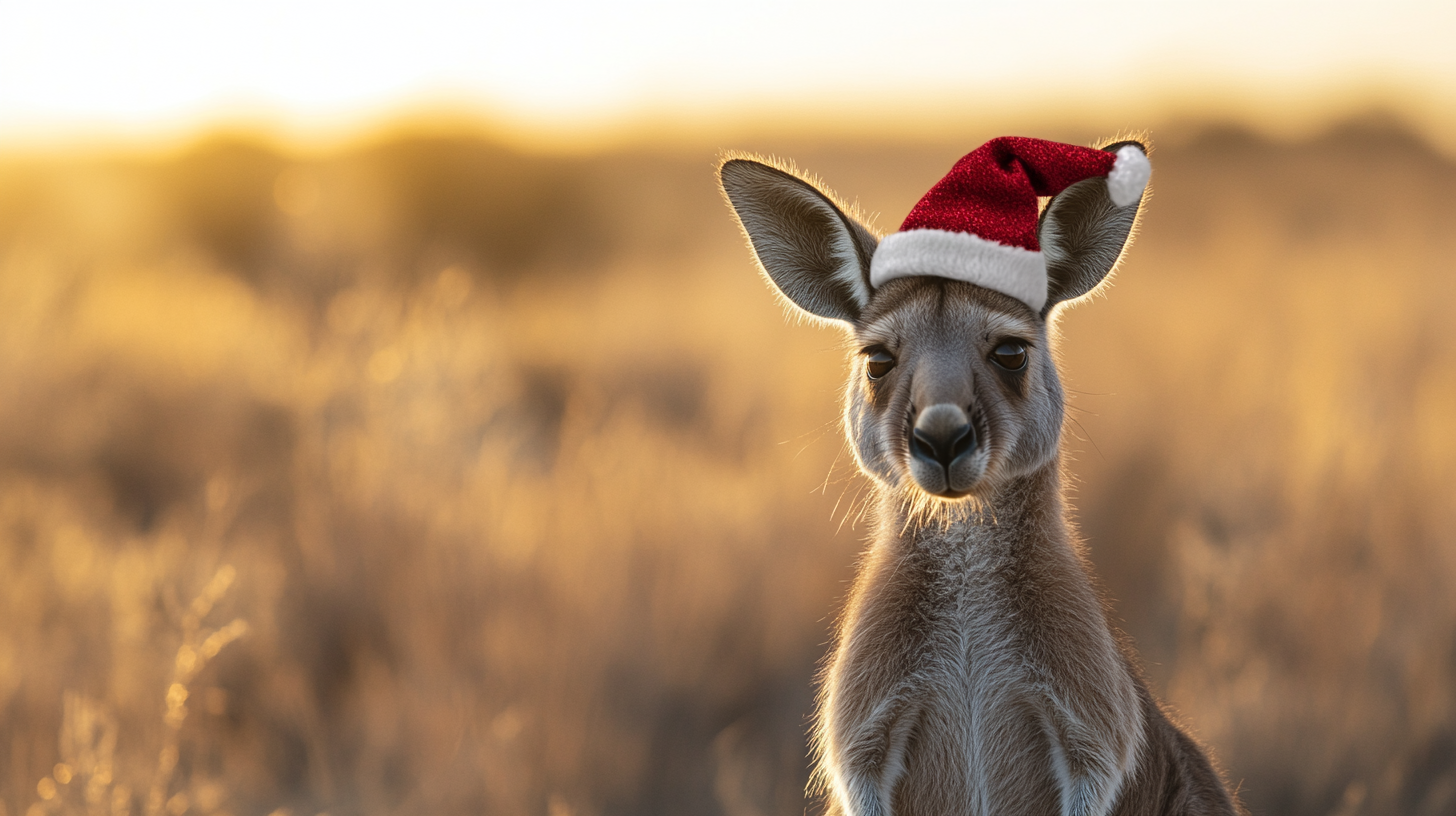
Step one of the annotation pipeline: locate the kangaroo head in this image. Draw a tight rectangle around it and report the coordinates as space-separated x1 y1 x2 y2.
720 141 1146 501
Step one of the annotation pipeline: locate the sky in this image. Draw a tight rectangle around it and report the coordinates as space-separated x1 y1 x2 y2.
1 0 1454 144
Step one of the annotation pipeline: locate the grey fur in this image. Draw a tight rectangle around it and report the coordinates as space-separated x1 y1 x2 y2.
718 150 1242 816
720 157 878 323
1038 141 1147 315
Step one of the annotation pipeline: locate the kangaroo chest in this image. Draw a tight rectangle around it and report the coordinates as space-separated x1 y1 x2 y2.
889 537 1068 814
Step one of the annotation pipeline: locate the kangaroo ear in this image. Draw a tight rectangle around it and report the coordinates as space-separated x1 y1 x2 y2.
719 157 878 325
1037 141 1148 316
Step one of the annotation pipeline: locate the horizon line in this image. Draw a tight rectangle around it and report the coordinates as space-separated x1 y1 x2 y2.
2 78 1454 159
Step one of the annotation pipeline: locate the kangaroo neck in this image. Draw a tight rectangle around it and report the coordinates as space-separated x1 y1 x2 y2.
877 458 1069 558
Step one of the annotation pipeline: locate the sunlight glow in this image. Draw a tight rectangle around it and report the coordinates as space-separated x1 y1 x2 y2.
1 0 1454 141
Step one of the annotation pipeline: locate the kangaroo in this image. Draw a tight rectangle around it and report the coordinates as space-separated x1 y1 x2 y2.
719 137 1241 816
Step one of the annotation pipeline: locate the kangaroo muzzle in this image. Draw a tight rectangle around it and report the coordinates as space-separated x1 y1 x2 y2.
908 403 985 496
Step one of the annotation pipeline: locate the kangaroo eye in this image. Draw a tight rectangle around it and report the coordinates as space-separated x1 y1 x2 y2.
865 349 897 380
991 341 1027 371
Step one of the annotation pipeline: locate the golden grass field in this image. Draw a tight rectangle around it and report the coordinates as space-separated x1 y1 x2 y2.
1 115 1454 816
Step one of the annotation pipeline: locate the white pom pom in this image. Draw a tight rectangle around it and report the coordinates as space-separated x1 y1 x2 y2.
1106 145 1151 208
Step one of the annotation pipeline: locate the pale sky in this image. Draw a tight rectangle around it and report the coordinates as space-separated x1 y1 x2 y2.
1 0 1453 141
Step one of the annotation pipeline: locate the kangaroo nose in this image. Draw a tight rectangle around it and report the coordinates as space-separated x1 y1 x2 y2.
911 404 977 470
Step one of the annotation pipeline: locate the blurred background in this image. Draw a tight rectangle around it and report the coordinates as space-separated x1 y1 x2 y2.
2 2 1456 815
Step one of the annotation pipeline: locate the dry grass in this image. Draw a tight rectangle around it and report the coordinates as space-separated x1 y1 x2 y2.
0 117 1453 816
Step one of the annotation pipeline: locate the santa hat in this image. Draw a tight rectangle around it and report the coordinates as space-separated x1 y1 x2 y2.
869 136 1150 312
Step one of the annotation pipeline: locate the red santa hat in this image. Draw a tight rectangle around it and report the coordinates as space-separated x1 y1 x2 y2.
869 136 1150 311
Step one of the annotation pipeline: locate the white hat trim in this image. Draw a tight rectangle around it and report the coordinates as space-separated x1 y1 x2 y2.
869 228 1048 312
